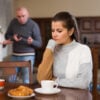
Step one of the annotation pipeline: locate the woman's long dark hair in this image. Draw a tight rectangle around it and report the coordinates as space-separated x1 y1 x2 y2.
52 11 80 42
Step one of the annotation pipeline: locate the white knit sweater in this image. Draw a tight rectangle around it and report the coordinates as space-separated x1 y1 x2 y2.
47 39 92 89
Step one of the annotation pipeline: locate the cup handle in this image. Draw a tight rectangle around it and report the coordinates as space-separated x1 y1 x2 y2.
54 82 58 88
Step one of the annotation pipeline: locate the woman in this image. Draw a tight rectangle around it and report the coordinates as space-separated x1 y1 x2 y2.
37 11 92 89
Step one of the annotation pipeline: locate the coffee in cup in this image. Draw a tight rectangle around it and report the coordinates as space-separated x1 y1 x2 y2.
41 80 58 92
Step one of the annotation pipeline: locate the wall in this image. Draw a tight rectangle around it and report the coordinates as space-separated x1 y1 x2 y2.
14 0 100 17
0 0 14 32
0 0 13 60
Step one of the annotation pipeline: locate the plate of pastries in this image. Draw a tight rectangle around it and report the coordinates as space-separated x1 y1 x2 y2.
8 85 35 99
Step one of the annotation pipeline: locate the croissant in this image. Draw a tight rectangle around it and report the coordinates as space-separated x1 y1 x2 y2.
8 85 33 96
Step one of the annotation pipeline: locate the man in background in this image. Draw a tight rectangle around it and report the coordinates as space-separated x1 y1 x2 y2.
3 7 42 83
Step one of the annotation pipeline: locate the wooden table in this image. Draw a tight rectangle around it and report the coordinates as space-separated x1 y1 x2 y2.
0 83 92 100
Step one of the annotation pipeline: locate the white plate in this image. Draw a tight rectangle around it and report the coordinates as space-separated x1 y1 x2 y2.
8 93 35 99
34 88 61 94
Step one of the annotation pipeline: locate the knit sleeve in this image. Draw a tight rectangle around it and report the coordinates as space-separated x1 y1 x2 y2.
56 62 92 89
30 21 42 48
46 39 57 52
37 48 54 83
5 19 14 40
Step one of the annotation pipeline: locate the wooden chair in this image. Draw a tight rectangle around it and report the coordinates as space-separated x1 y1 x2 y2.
0 61 33 84
91 47 99 100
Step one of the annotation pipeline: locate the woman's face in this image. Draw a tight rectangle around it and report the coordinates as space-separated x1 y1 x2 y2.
51 21 73 45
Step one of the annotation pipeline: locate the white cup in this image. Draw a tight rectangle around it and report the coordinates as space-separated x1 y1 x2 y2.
0 79 5 90
41 80 58 92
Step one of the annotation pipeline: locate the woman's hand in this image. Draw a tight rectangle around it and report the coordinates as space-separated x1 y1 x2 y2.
46 39 57 51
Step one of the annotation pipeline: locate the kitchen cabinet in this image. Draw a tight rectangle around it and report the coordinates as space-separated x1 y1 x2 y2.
32 18 52 66
94 18 100 32
79 17 93 33
79 17 100 33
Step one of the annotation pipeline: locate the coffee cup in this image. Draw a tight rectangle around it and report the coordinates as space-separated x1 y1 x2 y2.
0 79 5 90
41 80 58 92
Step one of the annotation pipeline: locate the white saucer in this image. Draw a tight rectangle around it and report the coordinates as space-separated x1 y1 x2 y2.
34 88 61 94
